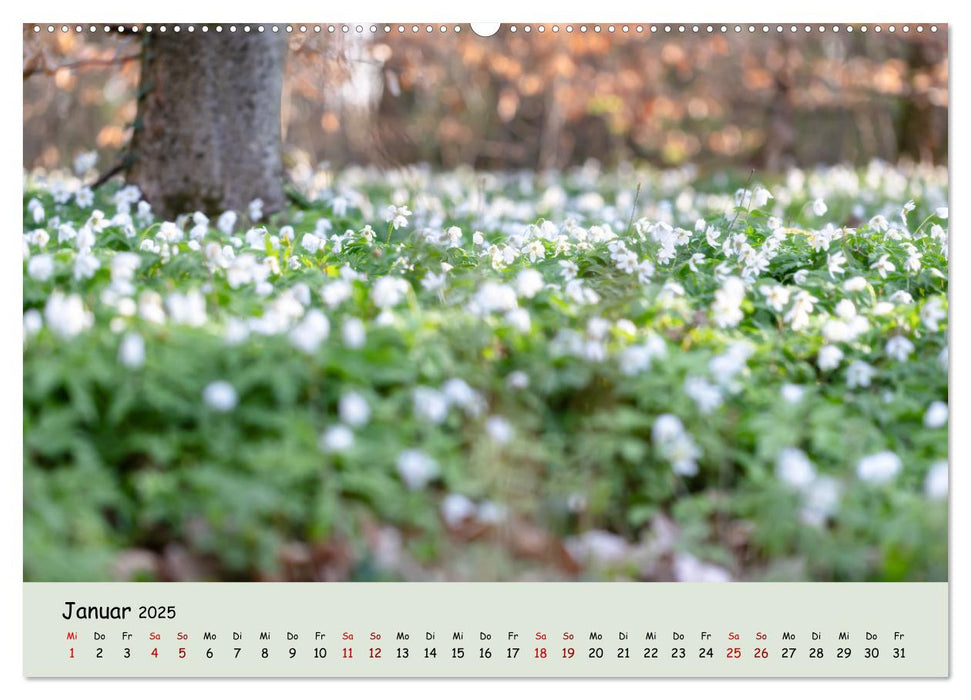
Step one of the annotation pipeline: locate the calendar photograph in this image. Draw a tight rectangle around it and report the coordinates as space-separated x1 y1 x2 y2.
22 22 948 593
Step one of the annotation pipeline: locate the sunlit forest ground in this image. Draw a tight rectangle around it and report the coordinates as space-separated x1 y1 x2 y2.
23 160 948 582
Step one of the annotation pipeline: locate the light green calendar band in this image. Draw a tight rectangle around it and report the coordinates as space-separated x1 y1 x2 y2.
24 582 947 677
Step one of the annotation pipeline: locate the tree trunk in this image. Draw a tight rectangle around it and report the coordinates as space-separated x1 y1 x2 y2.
129 31 286 220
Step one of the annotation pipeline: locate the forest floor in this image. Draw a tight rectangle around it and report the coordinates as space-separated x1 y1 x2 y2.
23 161 948 582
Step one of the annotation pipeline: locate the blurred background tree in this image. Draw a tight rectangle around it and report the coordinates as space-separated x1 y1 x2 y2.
23 25 947 179
128 32 286 218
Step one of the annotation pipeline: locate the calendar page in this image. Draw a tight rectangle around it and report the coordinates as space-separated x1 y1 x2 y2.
20 17 949 680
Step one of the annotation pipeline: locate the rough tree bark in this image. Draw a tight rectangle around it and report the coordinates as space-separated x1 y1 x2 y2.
129 31 286 219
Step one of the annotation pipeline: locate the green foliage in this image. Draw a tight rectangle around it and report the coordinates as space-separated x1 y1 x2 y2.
22 163 948 582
